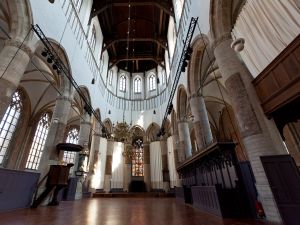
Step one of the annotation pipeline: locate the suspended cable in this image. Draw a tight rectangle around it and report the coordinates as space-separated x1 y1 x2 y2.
196 21 247 159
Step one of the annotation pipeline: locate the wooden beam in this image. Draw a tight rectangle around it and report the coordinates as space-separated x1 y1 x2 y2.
102 38 167 53
91 1 174 19
109 55 165 69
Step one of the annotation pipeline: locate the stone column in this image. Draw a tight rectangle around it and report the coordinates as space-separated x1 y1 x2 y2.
143 143 151 192
189 94 213 150
177 120 192 159
0 39 33 121
103 140 114 193
172 133 180 167
75 115 91 200
214 38 286 223
38 95 72 175
123 144 132 192
88 119 101 193
160 139 170 192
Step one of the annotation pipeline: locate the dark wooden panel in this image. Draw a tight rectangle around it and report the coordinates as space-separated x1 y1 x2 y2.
253 35 300 115
175 187 185 203
191 186 222 216
0 168 40 212
261 155 300 225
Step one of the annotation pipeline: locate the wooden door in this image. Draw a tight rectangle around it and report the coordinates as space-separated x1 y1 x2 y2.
261 155 300 225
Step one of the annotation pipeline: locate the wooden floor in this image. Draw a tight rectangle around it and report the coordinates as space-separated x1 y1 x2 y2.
0 198 279 225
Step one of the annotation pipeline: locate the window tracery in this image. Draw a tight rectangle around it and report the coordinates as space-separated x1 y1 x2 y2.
119 74 126 92
149 74 156 91
132 139 144 176
63 127 79 164
26 113 51 170
134 77 142 93
0 91 23 165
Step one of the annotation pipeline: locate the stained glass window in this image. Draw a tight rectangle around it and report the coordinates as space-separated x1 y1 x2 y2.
0 91 22 165
119 74 126 91
26 113 51 170
132 139 144 176
134 77 141 93
149 74 156 91
63 127 79 164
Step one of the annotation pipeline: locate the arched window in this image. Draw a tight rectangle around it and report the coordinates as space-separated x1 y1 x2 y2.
149 74 156 91
119 74 126 92
89 26 96 51
161 70 166 84
63 127 79 164
73 0 83 11
134 77 141 93
0 91 23 165
26 113 51 170
108 70 113 85
132 139 144 176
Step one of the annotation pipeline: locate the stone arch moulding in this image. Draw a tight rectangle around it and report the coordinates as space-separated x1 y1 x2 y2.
176 85 188 121
188 34 211 95
209 0 246 43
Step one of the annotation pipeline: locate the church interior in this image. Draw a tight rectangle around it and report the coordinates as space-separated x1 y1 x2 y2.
0 0 300 224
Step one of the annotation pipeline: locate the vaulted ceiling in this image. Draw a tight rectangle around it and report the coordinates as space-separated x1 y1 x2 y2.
90 0 174 72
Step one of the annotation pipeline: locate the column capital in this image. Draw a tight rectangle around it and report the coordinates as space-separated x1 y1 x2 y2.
5 39 33 57
188 93 203 101
211 33 232 52
56 95 73 102
80 121 92 126
177 119 188 123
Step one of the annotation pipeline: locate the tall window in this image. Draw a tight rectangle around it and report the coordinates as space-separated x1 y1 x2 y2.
134 77 141 93
108 70 113 85
89 26 96 51
0 91 23 165
132 139 144 176
26 113 51 170
73 0 83 11
162 70 166 84
119 75 126 92
149 74 156 91
63 128 79 165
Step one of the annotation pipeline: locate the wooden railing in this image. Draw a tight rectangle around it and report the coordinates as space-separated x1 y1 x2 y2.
253 35 300 116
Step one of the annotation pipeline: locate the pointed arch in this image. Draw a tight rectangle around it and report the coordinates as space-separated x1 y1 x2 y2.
146 122 160 142
176 85 188 121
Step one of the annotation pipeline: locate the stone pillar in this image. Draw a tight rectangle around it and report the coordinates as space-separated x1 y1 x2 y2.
75 115 91 200
143 143 151 192
103 140 114 193
177 120 192 159
160 139 170 192
38 96 72 175
172 133 180 167
214 38 286 223
189 94 213 150
88 119 101 193
123 144 132 192
0 39 33 121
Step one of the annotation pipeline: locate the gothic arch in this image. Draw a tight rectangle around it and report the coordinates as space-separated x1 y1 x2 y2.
0 0 33 40
146 122 160 142
176 85 188 121
103 118 113 134
188 34 211 95
209 0 246 42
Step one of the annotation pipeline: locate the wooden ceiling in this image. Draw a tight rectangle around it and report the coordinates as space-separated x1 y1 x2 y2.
91 0 174 72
